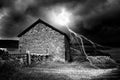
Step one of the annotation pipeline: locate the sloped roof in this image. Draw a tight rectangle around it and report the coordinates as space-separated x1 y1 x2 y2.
17 18 111 50
18 18 68 37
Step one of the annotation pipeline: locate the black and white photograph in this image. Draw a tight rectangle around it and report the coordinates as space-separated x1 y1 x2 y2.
0 0 120 80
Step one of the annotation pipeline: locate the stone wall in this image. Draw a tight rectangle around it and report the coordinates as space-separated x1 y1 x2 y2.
19 23 65 62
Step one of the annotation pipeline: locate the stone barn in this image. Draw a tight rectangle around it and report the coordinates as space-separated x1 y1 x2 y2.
7 18 113 65
17 19 70 62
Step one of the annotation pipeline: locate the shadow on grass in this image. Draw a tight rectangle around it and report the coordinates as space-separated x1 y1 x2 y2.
11 71 72 80
0 62 72 80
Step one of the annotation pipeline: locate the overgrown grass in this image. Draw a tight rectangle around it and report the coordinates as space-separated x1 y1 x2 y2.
88 56 118 69
0 61 72 80
10 70 72 80
0 60 22 80
0 60 118 80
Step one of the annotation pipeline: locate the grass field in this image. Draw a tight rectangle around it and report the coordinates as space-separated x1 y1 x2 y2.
1 61 118 80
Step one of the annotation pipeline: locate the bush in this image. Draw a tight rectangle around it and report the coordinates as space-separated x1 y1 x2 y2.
88 56 118 69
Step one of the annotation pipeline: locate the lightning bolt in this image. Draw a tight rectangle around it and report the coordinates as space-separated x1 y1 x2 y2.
65 25 99 68
48 6 104 68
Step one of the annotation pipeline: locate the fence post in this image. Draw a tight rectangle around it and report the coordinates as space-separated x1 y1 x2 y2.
26 51 31 65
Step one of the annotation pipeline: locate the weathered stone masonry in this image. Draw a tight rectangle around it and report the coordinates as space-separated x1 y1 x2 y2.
19 23 65 62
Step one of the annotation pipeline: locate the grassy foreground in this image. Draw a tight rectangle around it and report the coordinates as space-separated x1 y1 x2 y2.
0 61 119 80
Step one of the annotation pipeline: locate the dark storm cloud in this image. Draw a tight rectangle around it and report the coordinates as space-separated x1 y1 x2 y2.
82 0 120 29
0 0 87 37
0 0 15 8
0 0 86 37
25 0 87 17
1 0 120 47
26 0 108 17
78 0 107 15
80 5 120 47
2 12 28 37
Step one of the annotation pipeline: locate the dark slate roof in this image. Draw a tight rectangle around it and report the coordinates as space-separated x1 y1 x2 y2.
18 18 68 37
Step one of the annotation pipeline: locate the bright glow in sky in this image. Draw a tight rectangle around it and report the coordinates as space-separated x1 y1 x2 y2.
48 7 73 27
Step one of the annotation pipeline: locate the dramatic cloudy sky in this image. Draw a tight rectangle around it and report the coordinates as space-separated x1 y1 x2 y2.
0 0 120 47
